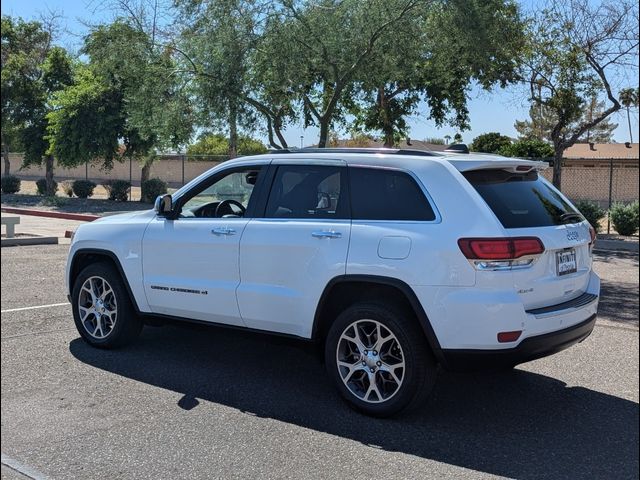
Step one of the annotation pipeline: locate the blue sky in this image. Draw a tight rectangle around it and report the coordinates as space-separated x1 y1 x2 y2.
2 0 638 147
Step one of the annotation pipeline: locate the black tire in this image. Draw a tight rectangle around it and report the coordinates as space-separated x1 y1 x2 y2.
71 261 142 348
325 302 437 417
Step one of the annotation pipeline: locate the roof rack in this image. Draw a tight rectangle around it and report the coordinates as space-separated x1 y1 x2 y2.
269 147 443 157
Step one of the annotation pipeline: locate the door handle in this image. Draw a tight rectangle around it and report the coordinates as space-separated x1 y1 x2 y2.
312 230 342 239
211 227 236 236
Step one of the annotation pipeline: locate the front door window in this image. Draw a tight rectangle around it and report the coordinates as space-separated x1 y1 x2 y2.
180 168 262 218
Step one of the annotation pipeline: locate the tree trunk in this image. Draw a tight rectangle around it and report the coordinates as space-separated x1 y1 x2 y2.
378 87 395 148
2 142 10 176
627 107 634 143
45 155 55 196
274 115 288 149
229 101 238 159
552 147 563 189
141 158 152 185
318 120 329 148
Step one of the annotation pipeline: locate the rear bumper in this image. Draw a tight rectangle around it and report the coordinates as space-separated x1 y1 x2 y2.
441 314 596 371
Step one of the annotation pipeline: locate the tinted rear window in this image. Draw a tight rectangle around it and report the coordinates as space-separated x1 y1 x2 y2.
350 167 436 221
463 169 583 228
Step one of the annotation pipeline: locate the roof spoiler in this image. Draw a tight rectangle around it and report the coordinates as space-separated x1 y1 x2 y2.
443 144 469 154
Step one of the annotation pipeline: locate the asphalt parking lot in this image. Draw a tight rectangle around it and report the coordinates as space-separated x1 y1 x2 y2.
1 244 638 480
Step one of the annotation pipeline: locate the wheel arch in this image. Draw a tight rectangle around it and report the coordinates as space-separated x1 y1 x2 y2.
69 248 141 313
312 275 445 365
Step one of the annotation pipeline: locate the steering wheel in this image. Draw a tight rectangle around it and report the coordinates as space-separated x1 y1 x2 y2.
215 199 246 218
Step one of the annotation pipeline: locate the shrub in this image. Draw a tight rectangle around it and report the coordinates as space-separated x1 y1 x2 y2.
61 180 74 197
610 201 639 236
141 178 168 203
42 196 68 207
72 179 97 199
470 132 512 153
498 139 554 159
36 178 58 196
574 200 606 233
1 175 21 194
102 179 131 202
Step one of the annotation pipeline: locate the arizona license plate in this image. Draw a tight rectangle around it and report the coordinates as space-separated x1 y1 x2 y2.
556 249 577 276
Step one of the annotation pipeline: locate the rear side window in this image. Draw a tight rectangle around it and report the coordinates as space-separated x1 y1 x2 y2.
463 169 583 228
349 167 436 221
265 165 348 219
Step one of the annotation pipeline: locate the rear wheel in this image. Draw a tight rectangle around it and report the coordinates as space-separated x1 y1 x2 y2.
325 302 437 417
72 262 142 348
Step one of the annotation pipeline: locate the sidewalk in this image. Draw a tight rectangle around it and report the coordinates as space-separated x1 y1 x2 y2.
1 213 86 245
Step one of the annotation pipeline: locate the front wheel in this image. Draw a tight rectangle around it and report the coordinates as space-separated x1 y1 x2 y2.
71 262 142 348
325 302 437 417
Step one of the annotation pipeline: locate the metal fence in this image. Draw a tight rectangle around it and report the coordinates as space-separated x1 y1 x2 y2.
539 158 638 234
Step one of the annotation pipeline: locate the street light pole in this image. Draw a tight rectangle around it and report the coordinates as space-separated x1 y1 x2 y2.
300 136 304 149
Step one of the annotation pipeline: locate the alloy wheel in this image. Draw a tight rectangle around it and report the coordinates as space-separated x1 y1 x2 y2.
336 319 405 403
77 276 118 339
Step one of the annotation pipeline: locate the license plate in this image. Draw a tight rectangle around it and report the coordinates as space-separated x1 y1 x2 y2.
556 249 577 276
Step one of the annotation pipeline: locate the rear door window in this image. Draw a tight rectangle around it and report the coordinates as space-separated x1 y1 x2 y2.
265 165 348 219
349 167 436 221
463 169 583 228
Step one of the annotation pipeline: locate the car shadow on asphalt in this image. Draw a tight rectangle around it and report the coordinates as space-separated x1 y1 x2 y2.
69 324 639 480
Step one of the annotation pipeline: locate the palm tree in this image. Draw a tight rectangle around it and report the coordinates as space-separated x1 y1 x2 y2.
619 88 639 143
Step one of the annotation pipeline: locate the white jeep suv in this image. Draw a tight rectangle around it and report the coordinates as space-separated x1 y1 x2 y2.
66 147 599 416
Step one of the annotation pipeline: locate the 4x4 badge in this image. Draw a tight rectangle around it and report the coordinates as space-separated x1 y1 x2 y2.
567 231 580 241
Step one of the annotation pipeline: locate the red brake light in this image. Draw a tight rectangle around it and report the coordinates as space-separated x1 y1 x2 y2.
458 237 545 260
497 330 522 343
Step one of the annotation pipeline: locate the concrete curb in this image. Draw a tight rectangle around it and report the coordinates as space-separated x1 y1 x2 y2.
0 207 99 222
594 238 639 254
1 236 58 247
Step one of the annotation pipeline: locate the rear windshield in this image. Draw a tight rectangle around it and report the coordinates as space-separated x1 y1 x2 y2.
463 169 583 228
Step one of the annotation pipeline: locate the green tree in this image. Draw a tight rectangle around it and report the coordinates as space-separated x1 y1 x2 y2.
619 88 639 143
0 16 72 191
516 97 618 143
176 0 295 151
521 0 639 188
0 16 48 175
470 132 512 153
187 133 267 156
48 16 193 185
514 103 558 141
269 0 425 148
351 0 524 147
580 96 618 143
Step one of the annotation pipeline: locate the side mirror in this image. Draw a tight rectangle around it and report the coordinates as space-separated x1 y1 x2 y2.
154 194 173 217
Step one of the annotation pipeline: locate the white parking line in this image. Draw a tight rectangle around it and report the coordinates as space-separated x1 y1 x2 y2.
1 303 69 314
1 453 49 480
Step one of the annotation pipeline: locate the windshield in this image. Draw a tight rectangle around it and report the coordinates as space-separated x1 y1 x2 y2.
463 169 584 229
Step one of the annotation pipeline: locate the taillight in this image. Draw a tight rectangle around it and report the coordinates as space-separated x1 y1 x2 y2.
458 237 545 260
497 330 522 343
458 237 545 271
589 226 596 248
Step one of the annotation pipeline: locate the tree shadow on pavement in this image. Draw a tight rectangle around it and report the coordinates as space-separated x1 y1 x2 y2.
598 281 640 327
70 324 639 480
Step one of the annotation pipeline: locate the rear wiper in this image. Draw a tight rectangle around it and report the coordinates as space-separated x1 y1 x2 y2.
560 212 584 223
